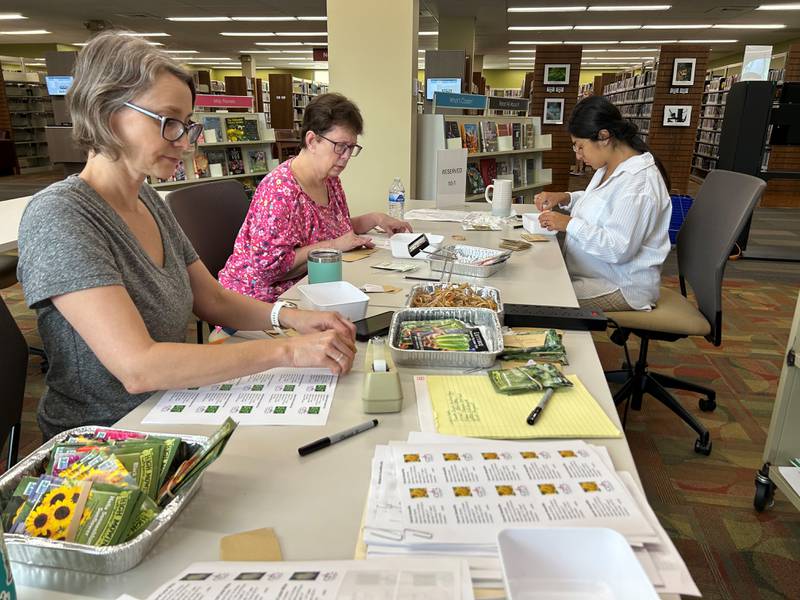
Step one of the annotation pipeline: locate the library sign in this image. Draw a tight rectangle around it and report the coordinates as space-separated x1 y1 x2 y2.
195 94 254 109
487 96 530 112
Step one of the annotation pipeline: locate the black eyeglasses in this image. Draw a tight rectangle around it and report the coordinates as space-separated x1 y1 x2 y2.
316 133 363 157
124 102 204 144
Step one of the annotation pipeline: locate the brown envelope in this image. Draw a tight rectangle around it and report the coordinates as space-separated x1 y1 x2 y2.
220 527 283 561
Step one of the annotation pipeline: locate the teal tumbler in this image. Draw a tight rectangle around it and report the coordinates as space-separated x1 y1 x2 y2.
307 249 343 284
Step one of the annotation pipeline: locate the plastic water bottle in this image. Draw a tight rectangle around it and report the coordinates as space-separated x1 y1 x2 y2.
388 177 405 220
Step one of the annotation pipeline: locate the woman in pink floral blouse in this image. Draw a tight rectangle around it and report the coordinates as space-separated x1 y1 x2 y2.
219 93 411 303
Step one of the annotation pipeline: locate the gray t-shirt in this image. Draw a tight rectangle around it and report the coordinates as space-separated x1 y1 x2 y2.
17 175 199 439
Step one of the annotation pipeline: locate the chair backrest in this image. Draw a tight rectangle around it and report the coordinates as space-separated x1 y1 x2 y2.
166 180 252 278
677 169 766 346
0 295 28 468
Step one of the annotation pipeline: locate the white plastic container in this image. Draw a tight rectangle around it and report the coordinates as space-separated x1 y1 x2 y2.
497 527 658 600
522 212 557 236
390 232 445 259
297 281 370 321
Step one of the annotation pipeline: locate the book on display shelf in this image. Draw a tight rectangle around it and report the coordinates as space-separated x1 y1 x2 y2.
496 122 513 152
480 121 499 153
461 123 480 154
226 147 245 175
156 160 186 183
193 150 210 179
242 118 260 141
496 157 511 178
205 149 228 177
202 116 224 144
465 163 486 195
247 149 268 173
523 122 535 149
512 123 522 150
525 158 537 185
444 120 462 150
479 158 497 187
511 156 523 187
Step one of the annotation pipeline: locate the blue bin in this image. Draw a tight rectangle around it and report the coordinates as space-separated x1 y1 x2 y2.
668 195 693 245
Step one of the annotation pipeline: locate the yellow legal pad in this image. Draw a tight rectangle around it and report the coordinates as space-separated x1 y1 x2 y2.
426 374 621 439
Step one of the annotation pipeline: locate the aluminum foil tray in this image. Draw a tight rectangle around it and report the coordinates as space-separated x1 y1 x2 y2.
405 283 504 324
428 244 510 278
388 307 504 368
0 425 208 574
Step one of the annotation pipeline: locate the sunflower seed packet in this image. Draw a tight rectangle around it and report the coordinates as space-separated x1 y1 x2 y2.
489 363 572 394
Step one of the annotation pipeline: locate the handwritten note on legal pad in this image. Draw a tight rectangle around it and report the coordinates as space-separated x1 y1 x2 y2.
421 374 621 439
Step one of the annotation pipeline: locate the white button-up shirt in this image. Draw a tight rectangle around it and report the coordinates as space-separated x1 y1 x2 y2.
564 152 671 310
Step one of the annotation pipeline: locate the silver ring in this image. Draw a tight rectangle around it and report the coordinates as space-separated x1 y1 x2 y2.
334 352 343 363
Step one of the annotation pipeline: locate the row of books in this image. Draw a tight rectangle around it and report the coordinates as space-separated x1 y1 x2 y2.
153 146 269 184
199 114 262 144
697 130 721 145
704 92 727 106
607 86 655 104
603 69 658 95
702 105 725 119
706 75 739 93
699 117 722 130
692 156 717 172
621 103 653 119
695 143 718 158
445 120 538 155
464 156 539 195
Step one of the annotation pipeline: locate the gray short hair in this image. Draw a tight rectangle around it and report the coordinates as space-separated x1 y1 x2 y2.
67 31 196 160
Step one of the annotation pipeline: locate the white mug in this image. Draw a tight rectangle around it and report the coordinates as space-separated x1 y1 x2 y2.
484 178 513 217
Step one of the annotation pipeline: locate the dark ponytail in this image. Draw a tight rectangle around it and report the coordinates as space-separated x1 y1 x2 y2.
567 95 671 190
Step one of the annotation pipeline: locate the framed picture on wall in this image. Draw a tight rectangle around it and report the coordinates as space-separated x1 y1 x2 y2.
663 105 693 127
544 64 570 85
543 98 565 125
671 58 696 86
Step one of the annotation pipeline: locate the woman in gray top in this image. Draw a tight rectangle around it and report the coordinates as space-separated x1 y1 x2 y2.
17 32 357 440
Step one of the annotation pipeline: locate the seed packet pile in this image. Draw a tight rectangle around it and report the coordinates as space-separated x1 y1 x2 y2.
489 362 573 395
397 319 489 352
1 420 237 546
500 328 568 365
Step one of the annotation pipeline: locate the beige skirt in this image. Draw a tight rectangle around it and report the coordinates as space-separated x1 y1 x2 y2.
578 290 634 312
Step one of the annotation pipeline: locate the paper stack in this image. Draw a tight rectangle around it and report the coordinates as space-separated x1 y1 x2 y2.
362 433 700 597
142 558 474 600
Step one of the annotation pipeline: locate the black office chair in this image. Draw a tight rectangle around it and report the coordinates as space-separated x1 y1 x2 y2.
0 295 28 470
604 170 767 456
0 254 48 372
167 180 251 344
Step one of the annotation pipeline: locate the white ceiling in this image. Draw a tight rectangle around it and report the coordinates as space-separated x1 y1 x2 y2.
0 1 798 71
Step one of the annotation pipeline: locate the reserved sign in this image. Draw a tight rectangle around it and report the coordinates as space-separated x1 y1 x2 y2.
436 148 468 207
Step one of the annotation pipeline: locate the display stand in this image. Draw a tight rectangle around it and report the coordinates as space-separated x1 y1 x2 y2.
416 91 552 203
754 291 800 512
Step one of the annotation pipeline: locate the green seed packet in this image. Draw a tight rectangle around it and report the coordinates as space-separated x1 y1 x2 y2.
75 483 144 546
411 328 489 352
500 329 568 365
122 496 160 542
489 363 572 395
112 443 164 500
157 418 237 507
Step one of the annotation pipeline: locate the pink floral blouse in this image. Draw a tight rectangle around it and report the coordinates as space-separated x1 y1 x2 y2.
218 158 353 302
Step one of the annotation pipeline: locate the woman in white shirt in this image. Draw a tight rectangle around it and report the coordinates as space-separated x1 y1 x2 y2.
535 96 672 312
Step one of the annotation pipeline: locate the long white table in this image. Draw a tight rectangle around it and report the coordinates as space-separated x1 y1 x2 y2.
15 202 673 599
0 195 32 253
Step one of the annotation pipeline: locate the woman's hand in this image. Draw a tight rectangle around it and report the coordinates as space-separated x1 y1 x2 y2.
332 230 375 252
280 307 356 340
373 213 413 234
534 192 570 212
280 329 357 375
539 210 572 232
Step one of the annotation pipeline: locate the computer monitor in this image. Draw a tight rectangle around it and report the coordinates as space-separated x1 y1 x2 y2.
426 77 462 101
45 75 74 96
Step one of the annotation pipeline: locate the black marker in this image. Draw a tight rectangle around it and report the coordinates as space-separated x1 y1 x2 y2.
527 388 555 426
298 419 379 456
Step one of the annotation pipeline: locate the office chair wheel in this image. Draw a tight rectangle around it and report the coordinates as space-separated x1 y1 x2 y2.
753 465 775 512
694 434 712 456
699 396 717 412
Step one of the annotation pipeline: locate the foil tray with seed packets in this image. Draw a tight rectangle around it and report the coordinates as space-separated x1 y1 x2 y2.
388 307 504 369
427 244 511 278
0 418 236 574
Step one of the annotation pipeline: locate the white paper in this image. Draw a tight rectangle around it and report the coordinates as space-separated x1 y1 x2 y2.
366 442 657 547
403 209 468 223
436 148 468 208
145 559 473 600
142 368 337 426
209 163 223 178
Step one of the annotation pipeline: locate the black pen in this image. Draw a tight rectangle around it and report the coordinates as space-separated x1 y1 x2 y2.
298 419 379 456
404 276 440 282
527 388 555 425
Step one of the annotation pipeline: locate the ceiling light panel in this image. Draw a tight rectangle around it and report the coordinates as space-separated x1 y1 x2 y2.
574 25 641 29
508 6 587 12
0 13 27 20
588 4 671 10
508 26 573 30
756 3 800 9
0 29 50 35
167 17 230 21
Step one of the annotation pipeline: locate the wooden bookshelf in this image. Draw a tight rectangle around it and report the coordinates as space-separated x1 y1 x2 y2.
4 79 54 174
690 75 737 181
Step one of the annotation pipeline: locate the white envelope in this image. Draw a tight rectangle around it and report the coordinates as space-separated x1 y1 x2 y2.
522 212 558 236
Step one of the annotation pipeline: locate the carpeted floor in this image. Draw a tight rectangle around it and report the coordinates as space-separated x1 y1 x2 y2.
1 170 799 598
